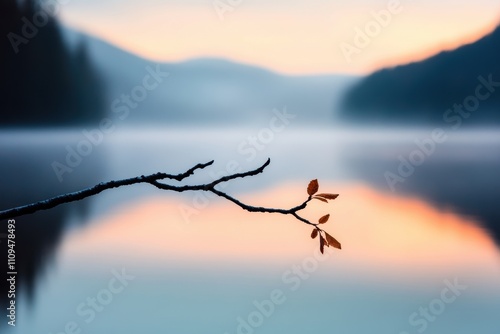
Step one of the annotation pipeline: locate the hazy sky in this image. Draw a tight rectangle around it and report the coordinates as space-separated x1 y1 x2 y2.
59 0 500 74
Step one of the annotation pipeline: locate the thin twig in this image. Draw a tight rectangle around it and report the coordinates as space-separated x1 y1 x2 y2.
0 158 313 226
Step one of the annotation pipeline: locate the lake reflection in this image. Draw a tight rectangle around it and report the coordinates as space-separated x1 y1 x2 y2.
62 183 500 281
2 127 500 334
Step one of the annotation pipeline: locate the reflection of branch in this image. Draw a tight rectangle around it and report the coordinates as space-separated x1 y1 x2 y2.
0 158 341 251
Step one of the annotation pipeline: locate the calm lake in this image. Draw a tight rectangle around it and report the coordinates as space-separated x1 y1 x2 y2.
1 126 499 334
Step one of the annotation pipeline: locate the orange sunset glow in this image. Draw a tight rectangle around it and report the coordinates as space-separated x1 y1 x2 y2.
60 183 500 285
59 1 500 74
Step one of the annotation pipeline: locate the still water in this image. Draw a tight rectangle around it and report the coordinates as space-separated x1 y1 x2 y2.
1 127 499 334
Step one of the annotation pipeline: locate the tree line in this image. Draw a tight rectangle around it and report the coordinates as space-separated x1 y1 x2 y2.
0 0 105 126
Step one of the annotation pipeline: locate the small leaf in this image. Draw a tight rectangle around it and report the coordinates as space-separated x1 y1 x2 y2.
307 179 319 196
311 229 318 239
318 214 330 224
316 193 339 200
325 232 341 250
319 235 325 254
313 196 328 203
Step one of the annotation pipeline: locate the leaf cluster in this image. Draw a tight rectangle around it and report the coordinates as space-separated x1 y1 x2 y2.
307 179 341 253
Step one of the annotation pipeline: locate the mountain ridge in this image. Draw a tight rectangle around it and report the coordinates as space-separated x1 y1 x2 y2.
340 24 500 124
62 27 359 125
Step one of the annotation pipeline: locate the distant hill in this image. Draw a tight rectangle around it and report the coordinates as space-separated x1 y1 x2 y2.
63 28 358 126
340 25 500 124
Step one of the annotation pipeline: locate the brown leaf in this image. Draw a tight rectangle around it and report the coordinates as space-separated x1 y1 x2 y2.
313 196 328 203
311 229 318 239
318 214 330 224
307 179 319 196
319 235 325 254
316 193 339 200
325 232 341 250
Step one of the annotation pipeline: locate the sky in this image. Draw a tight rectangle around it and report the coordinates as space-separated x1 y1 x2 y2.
59 0 500 75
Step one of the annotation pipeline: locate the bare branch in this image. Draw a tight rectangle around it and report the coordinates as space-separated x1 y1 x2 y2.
0 158 341 252
0 159 282 220
0 160 214 220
